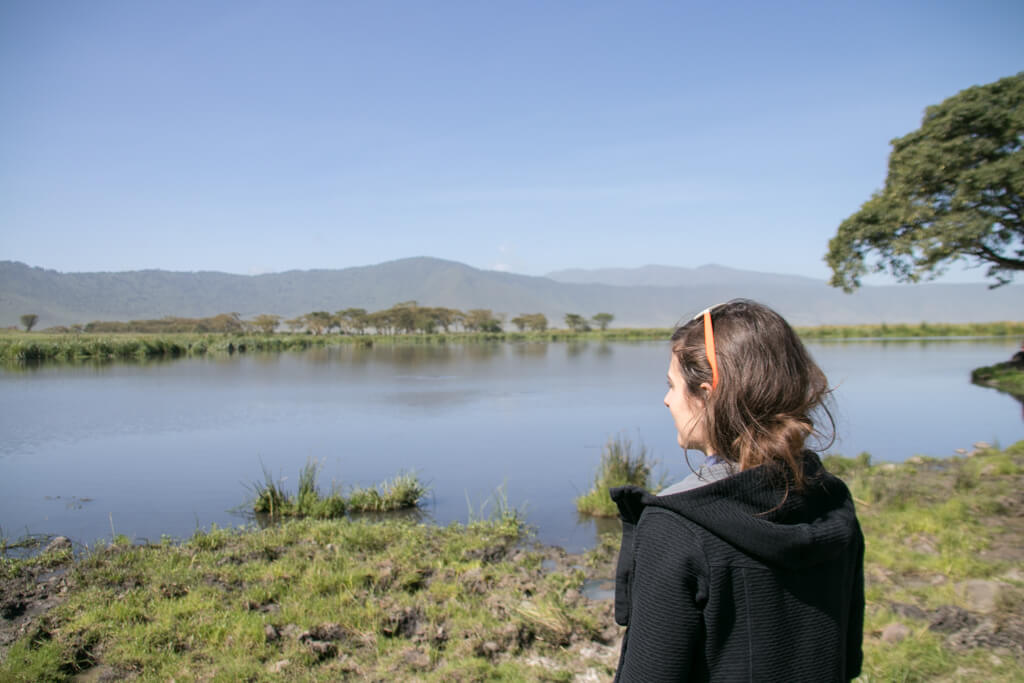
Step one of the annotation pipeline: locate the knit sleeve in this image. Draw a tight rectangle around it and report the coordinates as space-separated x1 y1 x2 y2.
616 508 706 682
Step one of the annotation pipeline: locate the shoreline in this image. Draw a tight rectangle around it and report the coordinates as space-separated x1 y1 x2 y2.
2 323 1023 364
3 442 1023 680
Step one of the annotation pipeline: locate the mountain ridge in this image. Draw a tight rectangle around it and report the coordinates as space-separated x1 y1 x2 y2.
1 258 1021 329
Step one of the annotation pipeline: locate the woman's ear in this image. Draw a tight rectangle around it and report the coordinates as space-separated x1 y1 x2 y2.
698 381 713 399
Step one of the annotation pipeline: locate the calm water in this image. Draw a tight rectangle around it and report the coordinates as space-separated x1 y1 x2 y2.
1 339 1020 552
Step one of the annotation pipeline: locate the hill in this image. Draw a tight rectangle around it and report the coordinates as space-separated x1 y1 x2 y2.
1 258 1021 329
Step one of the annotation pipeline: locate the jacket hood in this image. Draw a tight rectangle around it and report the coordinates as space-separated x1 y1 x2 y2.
611 452 858 570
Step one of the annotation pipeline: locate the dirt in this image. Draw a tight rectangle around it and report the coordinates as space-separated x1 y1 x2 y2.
0 557 73 662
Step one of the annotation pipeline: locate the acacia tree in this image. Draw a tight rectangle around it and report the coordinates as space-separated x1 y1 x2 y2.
464 308 502 333
592 313 614 331
826 72 1024 291
20 314 38 331
251 314 280 334
564 313 589 332
337 308 369 335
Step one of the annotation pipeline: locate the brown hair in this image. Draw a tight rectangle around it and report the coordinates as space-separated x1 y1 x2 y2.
671 299 833 489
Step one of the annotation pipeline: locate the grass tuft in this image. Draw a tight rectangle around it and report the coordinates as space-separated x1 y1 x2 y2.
250 463 425 518
576 434 661 517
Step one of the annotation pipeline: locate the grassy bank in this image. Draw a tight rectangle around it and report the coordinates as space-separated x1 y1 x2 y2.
0 515 619 681
2 443 1023 680
971 361 1024 398
794 320 1024 340
3 320 1022 364
823 442 1024 681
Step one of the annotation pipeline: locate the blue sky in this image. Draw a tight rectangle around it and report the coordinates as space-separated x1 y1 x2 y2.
1 1 1021 281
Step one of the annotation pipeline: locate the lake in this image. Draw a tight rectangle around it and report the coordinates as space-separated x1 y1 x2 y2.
1 338 1020 552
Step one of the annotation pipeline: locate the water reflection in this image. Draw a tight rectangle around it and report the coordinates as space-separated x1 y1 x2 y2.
1 338 1020 553
512 342 549 359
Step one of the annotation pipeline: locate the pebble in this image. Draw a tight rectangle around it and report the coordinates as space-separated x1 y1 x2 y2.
955 579 1003 613
267 659 290 674
881 622 911 643
44 536 72 553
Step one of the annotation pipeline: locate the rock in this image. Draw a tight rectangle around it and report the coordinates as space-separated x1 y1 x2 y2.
999 567 1024 583
890 602 927 620
881 622 911 643
279 623 302 639
306 639 337 660
956 579 1003 613
907 534 938 555
381 606 422 639
479 640 501 658
401 647 432 670
929 605 977 633
459 568 487 594
907 455 925 465
264 624 279 642
267 659 290 674
564 588 581 604
308 623 346 641
45 536 71 553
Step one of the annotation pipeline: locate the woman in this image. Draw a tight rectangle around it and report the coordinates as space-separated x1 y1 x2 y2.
611 299 864 682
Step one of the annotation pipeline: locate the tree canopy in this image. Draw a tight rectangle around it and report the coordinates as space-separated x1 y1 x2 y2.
826 72 1024 291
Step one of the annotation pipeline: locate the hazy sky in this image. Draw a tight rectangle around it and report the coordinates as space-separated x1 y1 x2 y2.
2 1 1021 281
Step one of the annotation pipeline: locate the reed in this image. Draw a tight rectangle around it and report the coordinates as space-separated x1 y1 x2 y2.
346 472 428 513
576 434 661 517
250 462 426 518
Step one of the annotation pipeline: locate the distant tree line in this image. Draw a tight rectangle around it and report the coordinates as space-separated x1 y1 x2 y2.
25 306 617 335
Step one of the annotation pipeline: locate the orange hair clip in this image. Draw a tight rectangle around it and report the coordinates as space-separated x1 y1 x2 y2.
700 308 719 390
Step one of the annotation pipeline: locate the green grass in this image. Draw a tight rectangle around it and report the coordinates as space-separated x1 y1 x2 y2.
0 515 616 681
250 460 427 518
576 434 663 517
822 442 1024 681
971 362 1024 397
795 320 1024 339
4 442 1023 680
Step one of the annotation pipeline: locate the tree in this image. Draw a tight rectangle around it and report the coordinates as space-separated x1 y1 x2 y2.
826 72 1024 291
592 313 614 331
251 314 280 335
337 308 368 335
564 313 589 332
464 308 502 333
305 311 333 335
20 314 38 332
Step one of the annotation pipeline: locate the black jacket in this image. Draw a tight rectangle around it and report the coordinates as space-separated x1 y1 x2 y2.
611 453 864 682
